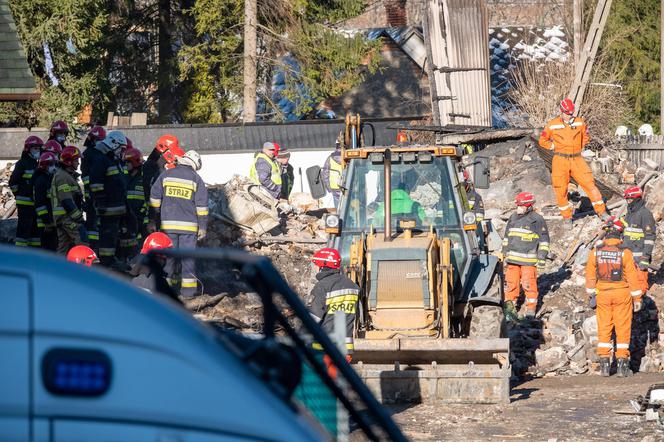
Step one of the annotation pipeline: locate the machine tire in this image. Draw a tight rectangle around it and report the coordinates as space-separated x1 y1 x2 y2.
469 305 505 338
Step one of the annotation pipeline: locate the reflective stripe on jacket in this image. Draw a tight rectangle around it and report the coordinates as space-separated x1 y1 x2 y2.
622 198 656 266
149 164 208 234
538 116 590 154
502 209 550 266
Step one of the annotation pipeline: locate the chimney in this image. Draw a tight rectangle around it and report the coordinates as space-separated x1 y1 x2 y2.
385 0 407 27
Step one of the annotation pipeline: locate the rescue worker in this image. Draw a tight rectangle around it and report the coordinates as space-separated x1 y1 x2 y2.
463 169 484 223
66 245 98 267
88 130 129 270
9 135 43 247
276 146 294 200
119 146 147 261
51 146 86 255
621 186 656 294
585 218 643 377
33 151 59 251
372 187 426 227
149 150 208 298
130 232 178 301
81 125 106 252
143 134 184 203
48 120 70 150
538 98 607 223
321 138 343 206
309 247 360 353
502 192 550 319
249 141 282 199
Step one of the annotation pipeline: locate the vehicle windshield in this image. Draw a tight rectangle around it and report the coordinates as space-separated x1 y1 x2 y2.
341 156 461 232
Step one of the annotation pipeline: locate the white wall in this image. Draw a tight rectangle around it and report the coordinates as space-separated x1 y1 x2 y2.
1 149 335 201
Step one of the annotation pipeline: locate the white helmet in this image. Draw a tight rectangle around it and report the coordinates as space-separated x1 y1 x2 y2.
102 130 128 151
614 125 631 137
638 124 654 137
179 149 202 171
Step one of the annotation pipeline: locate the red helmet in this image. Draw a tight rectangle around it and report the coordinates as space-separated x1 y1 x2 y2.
264 141 280 156
50 120 70 136
38 151 58 170
515 191 535 207
623 186 642 199
156 134 180 153
24 135 44 151
312 248 342 269
603 216 625 233
462 169 471 182
559 98 575 116
42 140 63 156
123 147 144 168
88 125 106 142
60 146 81 167
67 245 97 266
141 232 173 255
164 145 184 169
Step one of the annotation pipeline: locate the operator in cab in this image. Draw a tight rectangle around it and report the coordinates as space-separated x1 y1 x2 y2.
371 182 426 228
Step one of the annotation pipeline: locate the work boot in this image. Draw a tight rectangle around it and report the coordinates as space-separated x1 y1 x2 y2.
503 300 519 323
616 358 632 377
599 358 610 377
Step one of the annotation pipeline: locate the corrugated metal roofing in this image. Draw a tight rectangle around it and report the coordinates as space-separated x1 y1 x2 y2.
425 0 492 127
0 116 425 159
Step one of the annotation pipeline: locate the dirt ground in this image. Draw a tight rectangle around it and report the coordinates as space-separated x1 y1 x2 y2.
373 373 664 441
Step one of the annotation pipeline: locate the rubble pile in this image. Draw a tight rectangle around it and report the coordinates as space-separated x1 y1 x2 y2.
478 138 664 377
192 175 328 330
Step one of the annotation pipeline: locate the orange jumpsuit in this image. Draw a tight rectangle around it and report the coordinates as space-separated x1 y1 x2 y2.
538 116 606 218
585 238 642 359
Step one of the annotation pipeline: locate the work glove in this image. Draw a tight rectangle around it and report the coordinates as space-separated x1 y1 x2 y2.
536 260 546 270
633 300 643 312
197 229 207 241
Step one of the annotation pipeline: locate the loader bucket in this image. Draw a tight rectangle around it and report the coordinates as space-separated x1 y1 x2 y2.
353 338 510 404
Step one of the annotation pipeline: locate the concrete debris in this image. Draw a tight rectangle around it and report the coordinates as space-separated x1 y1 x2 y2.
0 163 16 221
535 346 568 373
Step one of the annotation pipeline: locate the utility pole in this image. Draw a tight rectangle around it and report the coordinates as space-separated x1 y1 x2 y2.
243 0 257 123
573 0 583 66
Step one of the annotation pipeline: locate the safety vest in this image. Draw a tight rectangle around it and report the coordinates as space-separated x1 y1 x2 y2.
595 244 623 282
249 153 282 186
328 157 343 190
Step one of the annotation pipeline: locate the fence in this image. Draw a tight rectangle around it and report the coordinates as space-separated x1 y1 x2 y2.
0 116 425 159
615 136 664 169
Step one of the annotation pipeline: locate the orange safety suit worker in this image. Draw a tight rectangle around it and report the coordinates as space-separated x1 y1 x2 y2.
538 102 606 219
585 237 642 360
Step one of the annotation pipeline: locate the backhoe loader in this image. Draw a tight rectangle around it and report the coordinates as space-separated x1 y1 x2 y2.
308 114 510 404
